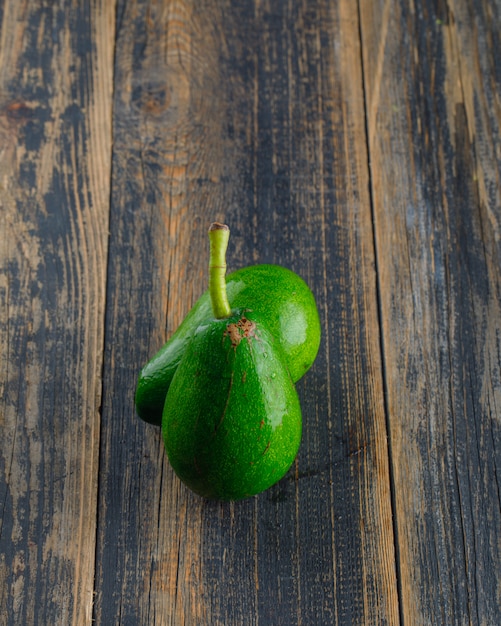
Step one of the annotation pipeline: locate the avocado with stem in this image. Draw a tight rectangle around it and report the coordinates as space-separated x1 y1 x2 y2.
162 224 303 500
135 228 321 425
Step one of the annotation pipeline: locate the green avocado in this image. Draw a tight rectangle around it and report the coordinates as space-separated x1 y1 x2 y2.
162 310 302 500
135 264 321 425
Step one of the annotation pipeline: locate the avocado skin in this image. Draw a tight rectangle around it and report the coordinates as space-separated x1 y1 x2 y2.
136 264 321 425
162 310 302 500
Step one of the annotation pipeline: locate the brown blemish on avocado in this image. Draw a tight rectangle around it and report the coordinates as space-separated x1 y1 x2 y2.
224 316 257 349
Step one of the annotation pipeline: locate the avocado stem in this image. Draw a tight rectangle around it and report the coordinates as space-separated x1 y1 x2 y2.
208 223 232 319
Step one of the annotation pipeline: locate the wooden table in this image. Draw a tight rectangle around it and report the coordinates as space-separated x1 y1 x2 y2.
1 1 500 624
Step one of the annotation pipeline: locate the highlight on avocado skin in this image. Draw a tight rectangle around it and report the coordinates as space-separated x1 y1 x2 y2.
136 222 320 500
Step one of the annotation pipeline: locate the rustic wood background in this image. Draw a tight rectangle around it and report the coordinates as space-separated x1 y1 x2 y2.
1 0 500 624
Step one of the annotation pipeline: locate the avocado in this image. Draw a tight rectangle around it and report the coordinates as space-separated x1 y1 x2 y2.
162 310 302 500
135 264 321 425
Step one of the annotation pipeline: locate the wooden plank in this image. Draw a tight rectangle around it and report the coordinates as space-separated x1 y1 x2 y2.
359 0 501 622
0 1 116 624
93 1 220 623
94 0 399 624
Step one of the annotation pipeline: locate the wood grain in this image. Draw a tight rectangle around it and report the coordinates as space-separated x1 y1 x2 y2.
93 1 229 623
0 1 116 624
94 0 398 623
360 0 501 622
0 0 499 624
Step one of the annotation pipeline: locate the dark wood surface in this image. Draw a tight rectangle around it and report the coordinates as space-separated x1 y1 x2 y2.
1 1 499 624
